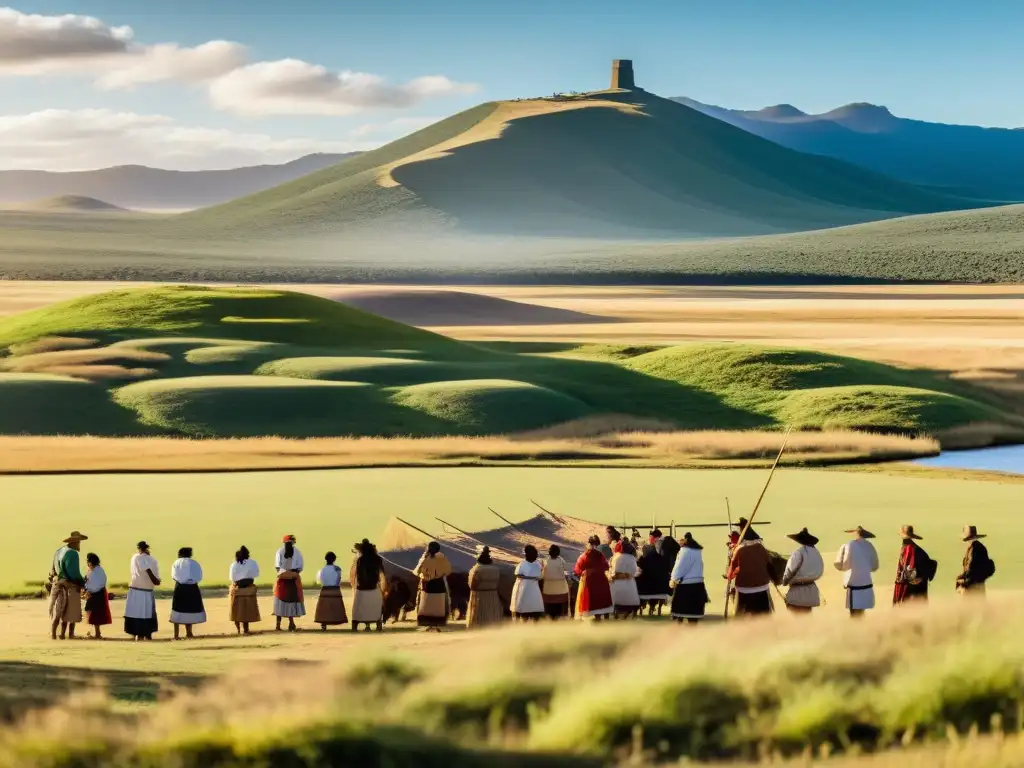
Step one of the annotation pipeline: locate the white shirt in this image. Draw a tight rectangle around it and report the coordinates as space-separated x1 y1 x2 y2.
670 547 704 585
229 559 260 583
834 538 880 587
317 564 342 587
84 565 107 594
129 553 159 590
515 560 542 579
783 546 824 586
171 558 203 585
275 546 304 573
610 552 638 577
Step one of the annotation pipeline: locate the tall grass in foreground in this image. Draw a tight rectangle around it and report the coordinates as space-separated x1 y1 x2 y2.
0 428 938 472
3 597 1024 766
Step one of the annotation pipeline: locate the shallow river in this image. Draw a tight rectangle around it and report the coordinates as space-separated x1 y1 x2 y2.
915 444 1024 474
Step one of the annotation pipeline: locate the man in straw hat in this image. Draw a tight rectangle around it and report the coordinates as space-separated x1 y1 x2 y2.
781 528 824 614
834 526 879 617
727 518 773 617
893 525 937 605
956 525 994 596
48 531 87 640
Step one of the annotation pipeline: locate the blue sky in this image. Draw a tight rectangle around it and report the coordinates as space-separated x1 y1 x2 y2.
0 0 1019 170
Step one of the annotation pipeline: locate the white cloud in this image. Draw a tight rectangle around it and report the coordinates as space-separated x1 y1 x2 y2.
95 41 247 89
207 59 478 116
0 109 374 171
0 7 132 71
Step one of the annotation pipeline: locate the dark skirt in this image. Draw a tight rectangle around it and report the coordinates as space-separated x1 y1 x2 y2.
84 588 112 626
544 601 569 618
170 583 206 624
735 589 773 616
670 581 710 619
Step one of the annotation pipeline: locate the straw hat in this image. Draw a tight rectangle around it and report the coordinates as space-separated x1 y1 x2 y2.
63 530 88 544
899 525 923 541
844 526 875 539
787 527 819 547
962 525 986 542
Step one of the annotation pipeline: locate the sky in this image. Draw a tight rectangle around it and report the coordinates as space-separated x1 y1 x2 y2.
1 0 1020 171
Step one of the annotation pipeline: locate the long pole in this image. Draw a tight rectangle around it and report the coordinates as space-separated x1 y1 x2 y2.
723 497 733 613
434 517 520 560
722 428 792 621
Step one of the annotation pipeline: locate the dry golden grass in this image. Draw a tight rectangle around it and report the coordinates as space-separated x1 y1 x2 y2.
0 346 168 382
0 429 937 473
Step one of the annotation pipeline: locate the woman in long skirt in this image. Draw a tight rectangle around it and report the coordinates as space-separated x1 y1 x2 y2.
541 544 571 619
574 536 614 621
124 541 160 641
314 551 348 630
609 541 641 618
511 545 545 621
636 543 670 616
414 542 452 631
170 547 206 640
467 546 504 629
670 533 710 623
350 539 386 632
274 534 306 631
229 546 261 635
83 553 111 639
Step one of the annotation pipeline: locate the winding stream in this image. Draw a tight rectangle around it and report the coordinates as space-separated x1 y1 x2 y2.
915 444 1024 474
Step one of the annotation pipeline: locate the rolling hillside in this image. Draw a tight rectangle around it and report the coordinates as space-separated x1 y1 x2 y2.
674 97 1024 200
178 88 982 239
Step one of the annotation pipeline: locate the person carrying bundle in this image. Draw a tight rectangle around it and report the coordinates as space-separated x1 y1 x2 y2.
781 528 823 614
893 526 936 605
956 526 994 596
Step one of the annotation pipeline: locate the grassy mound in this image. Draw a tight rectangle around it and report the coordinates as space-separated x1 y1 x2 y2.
391 379 591 434
0 286 464 352
11 195 126 213
0 373 144 435
113 375 440 438
255 356 482 387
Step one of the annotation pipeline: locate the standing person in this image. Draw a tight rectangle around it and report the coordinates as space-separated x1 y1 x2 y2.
229 545 261 635
893 526 936 605
48 531 87 641
511 545 545 621
669 532 709 623
729 518 773 617
957 526 994 596
314 551 348 630
170 547 206 640
274 534 306 631
467 546 504 629
540 545 571 620
350 539 386 632
415 542 452 631
574 536 614 620
82 553 111 640
636 542 670 616
656 529 681 576
834 526 879 617
609 540 641 618
781 528 824 614
125 541 160 641
598 527 620 560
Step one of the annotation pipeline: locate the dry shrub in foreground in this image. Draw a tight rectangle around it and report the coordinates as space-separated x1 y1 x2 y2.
2 597 1024 766
0 429 937 473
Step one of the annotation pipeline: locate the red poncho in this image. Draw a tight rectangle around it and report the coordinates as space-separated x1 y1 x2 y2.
574 549 612 615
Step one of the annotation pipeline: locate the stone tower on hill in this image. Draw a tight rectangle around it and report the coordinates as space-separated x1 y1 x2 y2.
611 59 635 90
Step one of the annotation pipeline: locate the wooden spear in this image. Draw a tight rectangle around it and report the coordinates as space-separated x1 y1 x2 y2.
722 428 792 621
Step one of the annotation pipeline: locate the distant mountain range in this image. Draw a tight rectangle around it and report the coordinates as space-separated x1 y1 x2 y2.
672 98 1024 200
0 153 359 211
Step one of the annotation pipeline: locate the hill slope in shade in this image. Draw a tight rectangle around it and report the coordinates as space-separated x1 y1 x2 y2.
7 195 126 213
0 153 358 211
674 97 1024 200
178 88 982 239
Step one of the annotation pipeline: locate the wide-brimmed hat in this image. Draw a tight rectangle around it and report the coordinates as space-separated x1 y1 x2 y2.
962 525 986 542
787 527 819 547
735 517 760 541
63 530 88 543
680 532 703 550
899 525 923 541
844 526 875 539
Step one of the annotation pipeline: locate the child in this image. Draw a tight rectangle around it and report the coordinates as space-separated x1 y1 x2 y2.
314 552 348 630
83 553 112 639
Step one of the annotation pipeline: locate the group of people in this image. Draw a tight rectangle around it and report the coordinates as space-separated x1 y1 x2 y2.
46 520 996 640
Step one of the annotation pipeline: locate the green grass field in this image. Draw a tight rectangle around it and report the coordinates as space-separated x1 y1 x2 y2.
6 465 1024 596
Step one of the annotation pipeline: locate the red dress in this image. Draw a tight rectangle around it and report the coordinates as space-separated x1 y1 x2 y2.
573 549 613 617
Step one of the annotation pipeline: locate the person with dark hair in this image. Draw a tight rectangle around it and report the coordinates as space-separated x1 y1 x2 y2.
274 534 306 631
610 540 641 618
125 541 160 641
511 544 544 621
414 541 452 631
48 531 87 640
670 533 710 623
229 545 261 635
170 546 206 639
574 535 614 620
467 546 503 629
541 544 571 619
314 551 348 630
83 552 111 639
350 539 386 632
636 541 670 616
599 527 621 560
